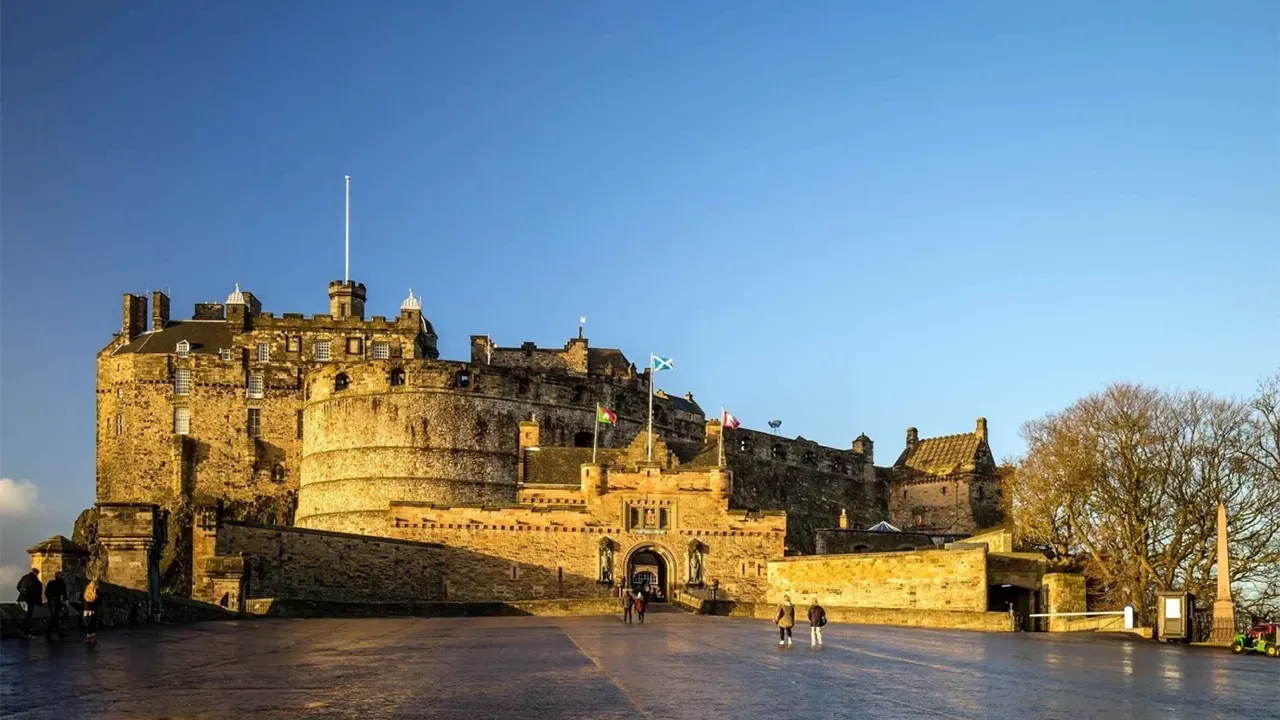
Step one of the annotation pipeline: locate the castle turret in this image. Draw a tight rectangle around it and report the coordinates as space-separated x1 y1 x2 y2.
852 433 873 463
328 280 366 320
225 284 260 331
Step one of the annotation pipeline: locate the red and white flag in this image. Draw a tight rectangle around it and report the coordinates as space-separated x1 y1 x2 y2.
721 409 741 430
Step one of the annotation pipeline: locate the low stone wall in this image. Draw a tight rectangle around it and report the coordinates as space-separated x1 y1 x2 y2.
693 599 1012 632
244 596 621 618
1 583 239 638
203 521 448 604
767 548 989 611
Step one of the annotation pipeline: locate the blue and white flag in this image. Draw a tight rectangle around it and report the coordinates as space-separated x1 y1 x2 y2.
651 355 674 372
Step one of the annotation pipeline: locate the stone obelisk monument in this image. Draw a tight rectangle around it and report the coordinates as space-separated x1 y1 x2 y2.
1212 502 1236 643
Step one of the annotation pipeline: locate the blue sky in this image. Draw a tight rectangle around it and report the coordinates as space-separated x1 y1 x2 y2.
2 1 1277 572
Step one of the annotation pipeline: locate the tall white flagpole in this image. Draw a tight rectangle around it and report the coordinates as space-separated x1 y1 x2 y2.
344 175 351 282
719 408 725 467
592 404 600 464
647 354 654 462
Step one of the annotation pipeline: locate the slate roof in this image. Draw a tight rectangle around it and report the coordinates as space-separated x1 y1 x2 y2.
27 535 89 555
113 321 235 356
894 432 984 475
523 447 625 485
588 348 633 376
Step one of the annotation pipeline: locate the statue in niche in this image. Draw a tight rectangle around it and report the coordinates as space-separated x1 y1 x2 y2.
598 538 614 584
644 508 657 528
687 540 704 585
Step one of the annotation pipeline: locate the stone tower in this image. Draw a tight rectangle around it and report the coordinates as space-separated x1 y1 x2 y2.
328 280 367 320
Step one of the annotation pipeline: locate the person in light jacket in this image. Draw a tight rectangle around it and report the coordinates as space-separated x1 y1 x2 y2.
775 595 796 646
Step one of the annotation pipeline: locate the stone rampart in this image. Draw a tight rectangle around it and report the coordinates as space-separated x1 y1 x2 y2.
767 548 989 611
693 599 1012 632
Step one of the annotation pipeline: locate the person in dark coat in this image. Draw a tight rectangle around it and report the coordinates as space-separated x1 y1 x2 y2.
15 568 42 640
633 591 646 624
621 588 634 624
807 599 827 646
44 571 69 641
83 580 101 646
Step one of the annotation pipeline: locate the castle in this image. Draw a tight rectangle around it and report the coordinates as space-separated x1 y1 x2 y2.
85 277 1005 606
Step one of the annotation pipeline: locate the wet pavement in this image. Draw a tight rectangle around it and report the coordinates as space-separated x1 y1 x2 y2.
2 610 1276 719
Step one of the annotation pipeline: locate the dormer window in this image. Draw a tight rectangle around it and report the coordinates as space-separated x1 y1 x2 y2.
175 340 190 357
256 343 269 363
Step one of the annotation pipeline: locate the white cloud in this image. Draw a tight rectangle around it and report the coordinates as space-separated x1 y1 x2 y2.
0 478 39 517
0 564 27 591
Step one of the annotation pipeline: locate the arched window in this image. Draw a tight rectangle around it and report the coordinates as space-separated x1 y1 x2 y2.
456 370 471 389
941 486 947 496
334 373 350 392
272 464 286 483
771 445 786 461
390 368 406 387
977 485 986 501
739 438 750 452
573 431 593 448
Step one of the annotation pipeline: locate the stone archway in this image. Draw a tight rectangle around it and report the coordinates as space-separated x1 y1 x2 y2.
624 543 676 603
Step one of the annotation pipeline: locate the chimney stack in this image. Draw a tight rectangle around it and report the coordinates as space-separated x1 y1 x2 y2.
122 293 148 341
976 417 988 442
906 427 919 447
152 290 170 331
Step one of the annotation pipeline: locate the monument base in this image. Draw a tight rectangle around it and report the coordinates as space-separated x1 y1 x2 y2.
1211 599 1236 643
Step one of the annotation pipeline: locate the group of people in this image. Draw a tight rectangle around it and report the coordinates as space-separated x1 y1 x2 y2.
620 587 649 624
774 595 827 647
15 568 101 645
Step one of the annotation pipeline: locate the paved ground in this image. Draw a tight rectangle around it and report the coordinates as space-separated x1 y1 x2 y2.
2 610 1275 719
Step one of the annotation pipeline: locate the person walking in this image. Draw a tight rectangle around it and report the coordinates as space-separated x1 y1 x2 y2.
44 571 69 642
621 588 634 624
633 590 646 625
15 568 42 640
807 599 827 647
775 595 796 646
83 580 101 646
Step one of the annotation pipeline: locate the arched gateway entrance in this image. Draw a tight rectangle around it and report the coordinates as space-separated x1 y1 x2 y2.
624 544 675 602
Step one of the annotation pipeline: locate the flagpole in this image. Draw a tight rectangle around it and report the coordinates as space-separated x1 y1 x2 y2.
719 408 725 467
592 404 600 464
647 354 654 462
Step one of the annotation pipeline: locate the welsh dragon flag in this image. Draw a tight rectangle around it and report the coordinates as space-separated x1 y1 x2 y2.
597 405 617 425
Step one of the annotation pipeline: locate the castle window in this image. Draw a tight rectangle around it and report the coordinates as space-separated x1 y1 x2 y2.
219 348 233 362
941 486 947 496
977 486 985 501
115 413 123 437
390 368 406 387
175 340 190 357
456 370 471 389
334 373 350 392
659 508 669 528
346 338 362 356
272 464 286 483
296 410 304 440
903 489 908 499
247 408 261 438
739 438 749 452
771 445 786 461
256 343 270 363
314 340 332 362
803 450 815 465
247 373 264 399
174 369 191 396
287 336 301 353
174 408 190 435
573 431 592 448
372 341 390 359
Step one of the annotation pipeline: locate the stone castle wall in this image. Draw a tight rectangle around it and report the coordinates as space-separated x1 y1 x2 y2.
888 471 1003 534
724 428 887 554
767 547 990 611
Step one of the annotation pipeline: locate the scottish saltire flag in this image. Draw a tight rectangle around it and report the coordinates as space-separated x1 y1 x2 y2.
651 355 674 372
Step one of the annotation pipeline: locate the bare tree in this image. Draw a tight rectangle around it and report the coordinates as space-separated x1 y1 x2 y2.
1011 375 1280 622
